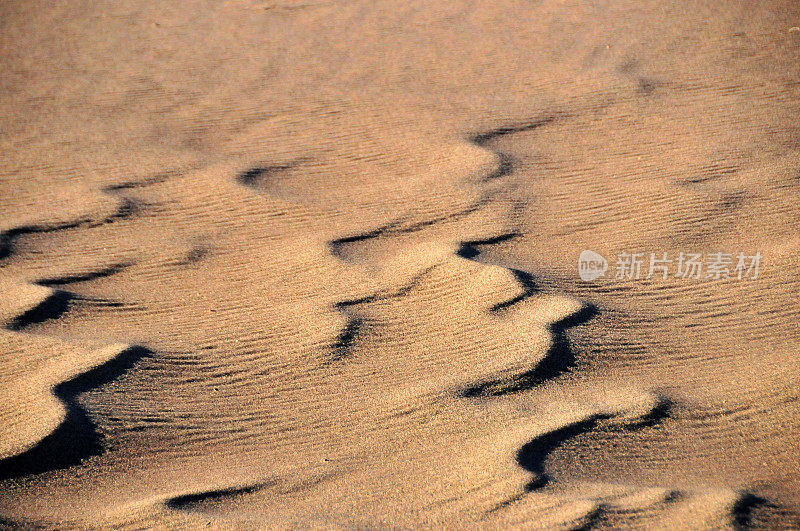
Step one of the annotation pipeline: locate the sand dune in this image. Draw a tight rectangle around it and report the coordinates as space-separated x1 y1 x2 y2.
2 0 800 528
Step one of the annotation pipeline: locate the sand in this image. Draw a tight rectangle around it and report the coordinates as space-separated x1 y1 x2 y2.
1 0 799 528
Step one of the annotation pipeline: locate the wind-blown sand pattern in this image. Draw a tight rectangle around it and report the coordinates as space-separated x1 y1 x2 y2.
1 0 800 528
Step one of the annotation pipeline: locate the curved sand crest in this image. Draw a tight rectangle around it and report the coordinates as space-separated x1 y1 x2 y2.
0 274 147 478
0 182 154 468
0 326 137 467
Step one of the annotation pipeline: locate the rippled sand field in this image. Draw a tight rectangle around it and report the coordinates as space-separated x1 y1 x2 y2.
1 1 799 528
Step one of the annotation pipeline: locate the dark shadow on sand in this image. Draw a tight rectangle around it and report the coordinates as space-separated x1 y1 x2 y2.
0 346 151 481
461 303 598 397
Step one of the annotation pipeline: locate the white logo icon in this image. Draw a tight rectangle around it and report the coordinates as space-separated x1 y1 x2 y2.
578 250 608 281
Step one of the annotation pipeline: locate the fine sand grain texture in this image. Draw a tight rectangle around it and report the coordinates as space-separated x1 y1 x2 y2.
1 0 799 528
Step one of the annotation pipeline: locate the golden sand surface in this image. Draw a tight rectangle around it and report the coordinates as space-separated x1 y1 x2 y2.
1 1 799 527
